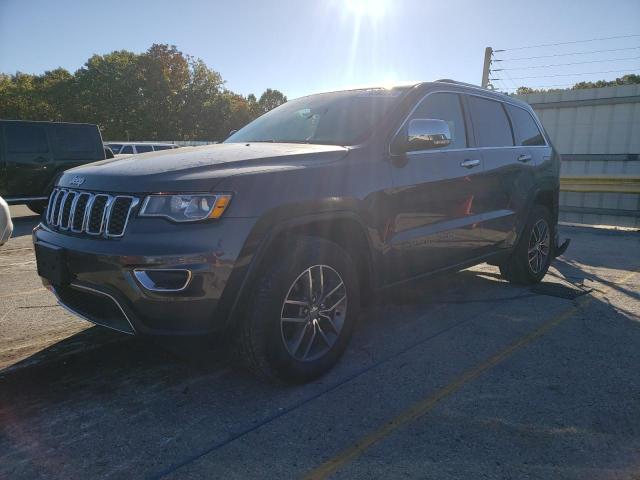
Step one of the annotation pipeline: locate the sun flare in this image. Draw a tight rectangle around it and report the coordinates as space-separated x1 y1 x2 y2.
344 0 389 20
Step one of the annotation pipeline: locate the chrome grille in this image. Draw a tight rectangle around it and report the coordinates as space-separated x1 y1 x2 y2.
46 188 138 238
60 191 76 229
71 193 90 232
86 195 110 235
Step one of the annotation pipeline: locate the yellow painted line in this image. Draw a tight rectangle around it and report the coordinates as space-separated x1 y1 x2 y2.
560 176 640 194
304 270 638 480
561 175 640 183
0 287 46 299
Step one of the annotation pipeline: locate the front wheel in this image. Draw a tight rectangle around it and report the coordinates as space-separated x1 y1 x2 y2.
235 236 359 383
499 205 553 285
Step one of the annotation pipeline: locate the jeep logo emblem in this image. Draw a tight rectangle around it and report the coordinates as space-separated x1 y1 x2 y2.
70 176 85 187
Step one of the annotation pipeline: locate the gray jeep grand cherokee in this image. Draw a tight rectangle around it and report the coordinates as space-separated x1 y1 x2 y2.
34 80 566 383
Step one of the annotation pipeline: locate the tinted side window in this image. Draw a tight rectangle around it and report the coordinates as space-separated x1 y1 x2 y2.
107 144 122 153
54 125 96 153
410 93 466 149
506 104 545 146
136 145 153 153
120 145 133 154
6 124 49 153
153 145 171 151
467 96 514 147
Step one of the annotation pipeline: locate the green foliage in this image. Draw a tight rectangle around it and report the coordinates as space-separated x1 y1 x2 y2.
514 74 640 95
0 44 287 141
257 88 287 114
572 74 640 90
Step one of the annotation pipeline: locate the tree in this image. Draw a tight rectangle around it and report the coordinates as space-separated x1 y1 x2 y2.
514 74 640 95
246 93 261 118
73 49 143 139
0 44 285 141
572 74 640 90
257 88 287 114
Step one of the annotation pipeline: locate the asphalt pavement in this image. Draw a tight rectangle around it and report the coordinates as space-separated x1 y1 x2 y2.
1 207 639 480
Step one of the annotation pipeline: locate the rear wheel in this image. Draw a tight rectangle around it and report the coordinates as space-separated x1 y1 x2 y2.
27 201 47 216
235 236 359 383
499 205 553 285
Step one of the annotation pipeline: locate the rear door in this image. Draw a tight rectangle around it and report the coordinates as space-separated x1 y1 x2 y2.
3 122 53 199
465 95 527 249
505 103 549 167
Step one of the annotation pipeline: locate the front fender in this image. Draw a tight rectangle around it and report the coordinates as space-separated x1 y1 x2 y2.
218 209 376 331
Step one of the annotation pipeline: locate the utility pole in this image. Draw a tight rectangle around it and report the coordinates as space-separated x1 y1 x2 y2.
481 47 493 88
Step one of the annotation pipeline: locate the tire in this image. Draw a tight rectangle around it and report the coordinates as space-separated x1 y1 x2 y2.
27 201 48 216
235 236 360 383
499 205 553 285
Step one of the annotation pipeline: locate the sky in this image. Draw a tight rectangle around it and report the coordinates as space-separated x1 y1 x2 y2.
1 0 639 99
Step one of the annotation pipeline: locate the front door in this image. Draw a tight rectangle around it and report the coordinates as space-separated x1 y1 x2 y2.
385 92 489 283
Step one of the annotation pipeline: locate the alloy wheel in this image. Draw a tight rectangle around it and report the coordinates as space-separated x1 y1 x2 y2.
280 264 347 362
528 219 550 274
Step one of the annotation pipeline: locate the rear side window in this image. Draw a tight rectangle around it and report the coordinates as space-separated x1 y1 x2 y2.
54 125 97 153
120 145 133 154
135 145 153 153
5 124 49 153
409 93 467 149
506 104 545 146
108 144 123 153
467 96 514 147
153 145 172 151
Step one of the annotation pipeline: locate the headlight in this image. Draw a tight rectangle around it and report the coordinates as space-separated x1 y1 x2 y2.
139 194 232 222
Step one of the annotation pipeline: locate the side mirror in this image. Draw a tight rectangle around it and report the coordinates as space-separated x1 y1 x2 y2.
405 119 452 152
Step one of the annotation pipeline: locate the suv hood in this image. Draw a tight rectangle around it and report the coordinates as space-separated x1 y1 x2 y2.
58 143 349 193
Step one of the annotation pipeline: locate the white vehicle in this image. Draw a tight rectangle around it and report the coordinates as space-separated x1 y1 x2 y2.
105 142 179 155
0 196 13 246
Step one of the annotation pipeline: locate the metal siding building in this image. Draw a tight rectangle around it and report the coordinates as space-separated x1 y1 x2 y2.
516 85 640 228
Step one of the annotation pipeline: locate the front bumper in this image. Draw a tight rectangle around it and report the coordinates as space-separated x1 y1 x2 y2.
33 216 257 335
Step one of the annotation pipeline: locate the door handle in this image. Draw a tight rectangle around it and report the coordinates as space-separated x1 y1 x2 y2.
34 156 48 164
460 159 480 169
517 154 532 163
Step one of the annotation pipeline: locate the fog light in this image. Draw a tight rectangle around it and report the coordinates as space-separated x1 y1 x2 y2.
133 269 192 292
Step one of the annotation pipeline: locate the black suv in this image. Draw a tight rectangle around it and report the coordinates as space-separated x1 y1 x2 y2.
0 120 106 214
34 80 565 383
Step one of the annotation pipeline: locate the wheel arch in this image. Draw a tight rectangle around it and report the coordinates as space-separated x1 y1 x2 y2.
224 211 377 331
533 187 559 223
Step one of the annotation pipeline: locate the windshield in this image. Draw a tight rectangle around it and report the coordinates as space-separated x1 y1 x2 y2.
225 88 407 146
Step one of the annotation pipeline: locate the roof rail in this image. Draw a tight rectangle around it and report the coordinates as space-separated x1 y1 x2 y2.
434 79 515 98
434 79 484 89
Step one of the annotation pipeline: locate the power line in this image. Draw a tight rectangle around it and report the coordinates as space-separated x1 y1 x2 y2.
493 56 640 71
494 46 640 62
495 34 640 52
497 69 520 91
491 68 639 81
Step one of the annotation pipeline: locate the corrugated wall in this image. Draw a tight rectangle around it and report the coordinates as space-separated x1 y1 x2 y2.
516 85 640 228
